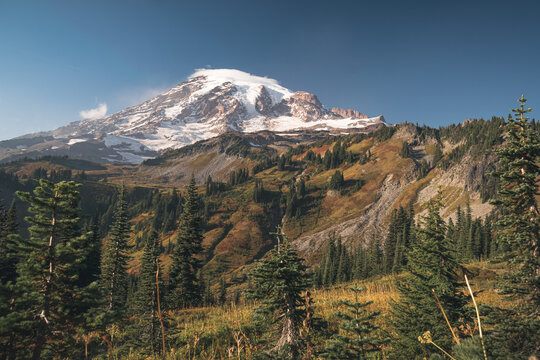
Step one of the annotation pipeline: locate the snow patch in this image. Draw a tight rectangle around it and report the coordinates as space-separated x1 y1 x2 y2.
189 69 292 117
68 138 87 145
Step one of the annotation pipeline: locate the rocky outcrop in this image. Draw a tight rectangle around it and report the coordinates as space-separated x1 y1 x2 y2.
293 163 418 258
0 69 385 164
331 107 368 119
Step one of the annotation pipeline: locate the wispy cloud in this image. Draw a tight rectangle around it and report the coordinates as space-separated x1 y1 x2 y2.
117 87 169 107
80 103 107 120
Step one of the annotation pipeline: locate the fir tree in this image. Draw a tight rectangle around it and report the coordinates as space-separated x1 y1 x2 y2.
0 200 18 283
168 175 203 309
14 180 94 358
488 95 540 357
329 170 344 190
218 276 227 305
321 286 389 359
130 229 163 357
101 186 131 317
246 228 310 359
400 141 411 158
390 196 467 359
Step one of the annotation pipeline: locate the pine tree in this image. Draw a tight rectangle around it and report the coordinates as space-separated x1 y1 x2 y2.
321 286 389 359
218 276 227 305
246 228 310 359
101 186 131 317
488 95 540 357
14 180 94 358
400 141 410 158
168 175 203 309
329 170 344 190
130 229 163 356
390 196 467 359
0 200 18 283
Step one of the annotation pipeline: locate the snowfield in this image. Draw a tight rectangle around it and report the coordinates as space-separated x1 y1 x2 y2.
1 69 386 164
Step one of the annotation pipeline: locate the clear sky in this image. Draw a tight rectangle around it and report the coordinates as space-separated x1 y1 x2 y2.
1 0 539 140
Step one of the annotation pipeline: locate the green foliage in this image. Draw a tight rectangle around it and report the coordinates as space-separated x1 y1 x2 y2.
168 175 204 309
0 200 19 283
390 197 468 359
101 185 131 317
432 145 443 164
417 158 430 179
128 229 164 357
12 180 96 358
400 141 411 158
447 203 494 262
246 229 311 359
321 286 389 359
206 175 227 195
488 95 540 357
323 141 353 170
229 168 249 186
253 179 266 203
438 117 504 170
329 170 344 190
383 204 414 274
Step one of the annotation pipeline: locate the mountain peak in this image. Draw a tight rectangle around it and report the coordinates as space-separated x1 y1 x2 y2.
0 69 386 164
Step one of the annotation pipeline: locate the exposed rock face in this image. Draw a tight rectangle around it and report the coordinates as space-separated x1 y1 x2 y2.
255 85 274 115
291 125 497 260
0 69 386 164
331 107 368 119
292 162 418 258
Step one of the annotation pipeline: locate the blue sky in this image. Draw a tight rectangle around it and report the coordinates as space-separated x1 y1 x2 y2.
1 0 539 140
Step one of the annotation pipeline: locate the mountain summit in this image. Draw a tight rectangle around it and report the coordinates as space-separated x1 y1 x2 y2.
0 69 385 164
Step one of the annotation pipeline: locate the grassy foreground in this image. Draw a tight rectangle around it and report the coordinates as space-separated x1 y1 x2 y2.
115 261 510 359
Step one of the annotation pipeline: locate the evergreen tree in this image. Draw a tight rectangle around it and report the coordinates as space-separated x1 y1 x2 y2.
488 95 540 357
247 228 310 359
101 186 131 317
168 175 203 309
321 286 389 359
14 180 94 358
0 200 18 283
390 196 467 359
218 276 227 305
130 229 163 357
329 170 344 190
400 141 410 158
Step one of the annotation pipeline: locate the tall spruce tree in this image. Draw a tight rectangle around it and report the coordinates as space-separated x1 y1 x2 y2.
168 175 203 309
101 186 131 317
247 229 310 359
321 286 389 359
14 180 93 358
129 229 163 356
390 196 467 359
0 200 18 283
488 95 540 357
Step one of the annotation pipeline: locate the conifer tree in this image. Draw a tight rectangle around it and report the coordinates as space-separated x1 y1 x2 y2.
321 286 388 359
0 200 18 283
329 170 344 190
14 180 93 358
130 229 163 356
400 141 410 158
390 196 467 359
488 95 540 357
247 228 310 359
101 186 131 317
168 175 203 309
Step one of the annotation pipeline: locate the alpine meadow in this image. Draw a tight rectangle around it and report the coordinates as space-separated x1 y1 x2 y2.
1 2 539 359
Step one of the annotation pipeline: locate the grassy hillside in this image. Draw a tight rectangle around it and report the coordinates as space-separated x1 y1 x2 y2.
113 261 510 360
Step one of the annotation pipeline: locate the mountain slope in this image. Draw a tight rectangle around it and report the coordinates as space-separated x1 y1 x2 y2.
0 69 386 164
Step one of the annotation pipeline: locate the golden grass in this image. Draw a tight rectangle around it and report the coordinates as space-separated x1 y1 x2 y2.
119 261 514 359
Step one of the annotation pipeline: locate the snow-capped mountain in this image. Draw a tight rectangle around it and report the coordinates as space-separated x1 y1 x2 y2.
0 69 386 164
